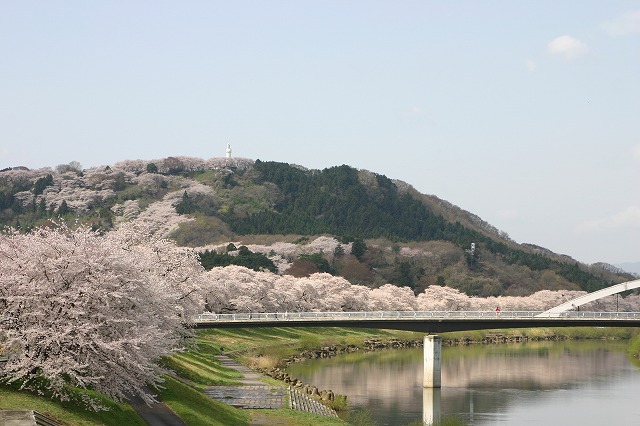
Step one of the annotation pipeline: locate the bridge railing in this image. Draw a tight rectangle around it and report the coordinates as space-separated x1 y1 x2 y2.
195 310 640 323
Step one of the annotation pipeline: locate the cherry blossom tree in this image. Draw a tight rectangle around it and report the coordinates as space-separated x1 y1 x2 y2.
271 274 315 312
123 196 192 238
330 281 370 312
200 265 274 313
0 222 203 407
417 285 473 311
370 284 418 311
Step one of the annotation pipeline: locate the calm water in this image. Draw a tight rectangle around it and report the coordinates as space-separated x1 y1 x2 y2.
286 340 640 425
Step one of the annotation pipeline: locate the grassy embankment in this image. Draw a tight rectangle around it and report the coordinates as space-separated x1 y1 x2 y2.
196 325 640 370
0 327 421 425
0 381 147 426
627 334 640 363
2 325 639 425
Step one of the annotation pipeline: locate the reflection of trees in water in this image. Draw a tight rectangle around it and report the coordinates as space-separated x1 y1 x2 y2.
287 342 630 412
443 342 626 389
288 349 425 407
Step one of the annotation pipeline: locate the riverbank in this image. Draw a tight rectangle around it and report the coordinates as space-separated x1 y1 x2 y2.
2 325 638 425
226 326 638 370
191 325 640 422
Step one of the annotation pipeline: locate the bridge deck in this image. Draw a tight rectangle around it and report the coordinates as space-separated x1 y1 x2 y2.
193 311 640 333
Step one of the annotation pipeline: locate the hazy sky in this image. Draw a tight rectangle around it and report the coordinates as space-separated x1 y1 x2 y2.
1 1 639 266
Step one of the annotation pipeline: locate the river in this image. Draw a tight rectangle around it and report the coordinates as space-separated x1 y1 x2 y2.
286 340 640 425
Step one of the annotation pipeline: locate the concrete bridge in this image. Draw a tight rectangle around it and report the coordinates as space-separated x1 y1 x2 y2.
194 280 640 333
194 310 640 334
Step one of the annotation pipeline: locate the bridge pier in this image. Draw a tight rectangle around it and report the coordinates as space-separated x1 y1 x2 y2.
423 335 442 388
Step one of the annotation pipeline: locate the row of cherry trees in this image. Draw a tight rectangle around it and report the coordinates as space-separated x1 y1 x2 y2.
201 265 639 313
2 223 639 408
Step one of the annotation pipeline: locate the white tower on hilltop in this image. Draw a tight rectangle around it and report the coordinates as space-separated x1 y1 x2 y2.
226 144 232 158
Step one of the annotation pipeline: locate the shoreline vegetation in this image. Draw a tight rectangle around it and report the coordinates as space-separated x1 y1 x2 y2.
2 326 640 426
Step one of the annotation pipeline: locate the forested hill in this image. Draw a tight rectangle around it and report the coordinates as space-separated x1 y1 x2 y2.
230 161 475 243
0 157 635 296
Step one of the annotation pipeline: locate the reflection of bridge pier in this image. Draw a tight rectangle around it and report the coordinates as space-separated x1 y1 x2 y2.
423 387 441 425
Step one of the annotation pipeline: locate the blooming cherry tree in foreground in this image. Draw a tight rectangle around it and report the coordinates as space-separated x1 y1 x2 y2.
0 222 203 406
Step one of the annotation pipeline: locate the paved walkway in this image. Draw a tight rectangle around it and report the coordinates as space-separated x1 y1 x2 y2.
205 356 286 410
206 356 338 418
204 386 286 409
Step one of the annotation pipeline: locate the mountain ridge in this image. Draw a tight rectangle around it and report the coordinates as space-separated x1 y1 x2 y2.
615 262 640 276
0 157 635 297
